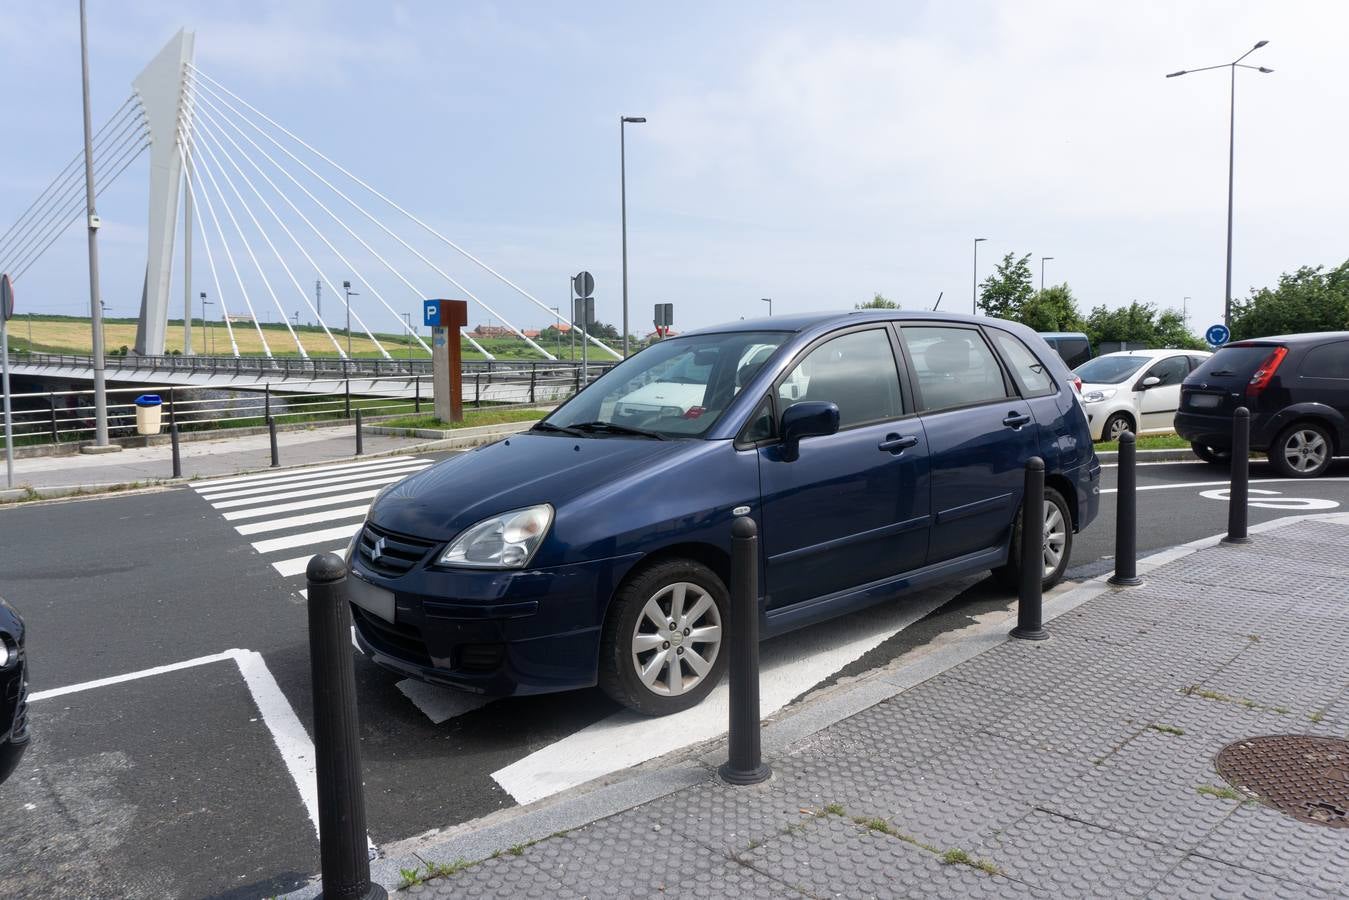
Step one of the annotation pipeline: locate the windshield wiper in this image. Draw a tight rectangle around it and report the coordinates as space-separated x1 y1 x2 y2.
531 421 586 437
570 421 669 440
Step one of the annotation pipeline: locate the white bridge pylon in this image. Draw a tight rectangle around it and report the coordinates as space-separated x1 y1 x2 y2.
2 29 626 363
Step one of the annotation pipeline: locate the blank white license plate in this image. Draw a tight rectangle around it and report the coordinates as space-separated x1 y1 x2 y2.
1189 394 1221 409
348 573 396 622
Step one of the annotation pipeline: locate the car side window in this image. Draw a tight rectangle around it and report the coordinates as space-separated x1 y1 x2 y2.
779 329 903 428
740 395 776 443
901 325 1010 412
989 330 1056 398
1144 356 1189 386
1299 341 1349 379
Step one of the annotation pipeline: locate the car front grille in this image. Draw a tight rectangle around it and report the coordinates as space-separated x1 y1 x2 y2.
357 522 436 577
352 605 432 667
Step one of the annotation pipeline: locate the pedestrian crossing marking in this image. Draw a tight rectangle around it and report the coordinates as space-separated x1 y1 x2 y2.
221 488 383 522
234 504 371 537
196 459 429 502
207 470 428 510
191 455 419 491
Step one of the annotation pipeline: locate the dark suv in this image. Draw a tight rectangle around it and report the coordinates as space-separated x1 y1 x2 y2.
1176 332 1349 478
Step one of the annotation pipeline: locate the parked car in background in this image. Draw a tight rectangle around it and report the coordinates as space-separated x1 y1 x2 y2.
348 311 1100 715
1074 349 1211 442
0 596 29 785
1039 332 1094 369
1177 332 1349 477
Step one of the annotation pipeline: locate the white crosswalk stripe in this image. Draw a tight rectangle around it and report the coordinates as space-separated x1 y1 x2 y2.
190 455 437 586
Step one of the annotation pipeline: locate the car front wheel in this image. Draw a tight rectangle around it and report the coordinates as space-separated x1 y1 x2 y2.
599 559 729 716
1102 412 1133 443
1270 422 1333 478
995 486 1073 591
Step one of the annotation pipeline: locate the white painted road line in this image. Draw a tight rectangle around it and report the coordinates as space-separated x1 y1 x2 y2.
192 455 417 491
396 679 493 725
273 548 347 578
234 504 370 537
198 460 430 502
1100 475 1349 495
28 651 238 702
251 523 366 555
209 470 427 510
221 488 381 521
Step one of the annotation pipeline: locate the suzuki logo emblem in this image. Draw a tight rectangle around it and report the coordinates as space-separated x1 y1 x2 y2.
371 536 387 562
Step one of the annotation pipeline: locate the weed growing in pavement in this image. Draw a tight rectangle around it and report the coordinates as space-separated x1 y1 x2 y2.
1310 710 1327 723
1247 634 1261 642
1148 724 1185 736
822 802 846 817
1181 685 1288 715
1195 784 1245 802
397 859 473 888
508 844 527 856
824 804 1004 874
941 848 1004 876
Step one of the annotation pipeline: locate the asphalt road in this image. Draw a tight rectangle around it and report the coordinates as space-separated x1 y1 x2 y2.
3 449 1347 897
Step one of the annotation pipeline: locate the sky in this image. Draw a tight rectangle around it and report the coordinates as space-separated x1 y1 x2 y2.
1 1 1346 346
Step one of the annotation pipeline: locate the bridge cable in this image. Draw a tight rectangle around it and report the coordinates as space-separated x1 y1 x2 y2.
190 65 620 360
188 98 392 360
186 70 551 360
187 100 347 358
174 121 241 355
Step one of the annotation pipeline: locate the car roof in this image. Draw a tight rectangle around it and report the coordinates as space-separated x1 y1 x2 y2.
1228 331 1349 346
1039 332 1090 339
678 309 1022 337
1089 348 1209 360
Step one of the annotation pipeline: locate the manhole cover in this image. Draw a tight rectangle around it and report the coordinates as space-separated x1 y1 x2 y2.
1215 735 1349 827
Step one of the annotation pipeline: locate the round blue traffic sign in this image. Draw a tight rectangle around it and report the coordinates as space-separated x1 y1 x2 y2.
1206 324 1230 347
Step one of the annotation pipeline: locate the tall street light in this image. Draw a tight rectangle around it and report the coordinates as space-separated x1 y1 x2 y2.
401 312 414 369
762 297 772 317
342 280 359 358
1040 256 1054 293
971 238 987 314
620 115 646 357
550 306 562 357
79 0 109 445
1167 41 1273 328
200 293 212 357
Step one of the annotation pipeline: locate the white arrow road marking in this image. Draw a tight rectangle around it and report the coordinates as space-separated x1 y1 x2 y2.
396 679 494 724
1197 487 1340 510
491 583 961 805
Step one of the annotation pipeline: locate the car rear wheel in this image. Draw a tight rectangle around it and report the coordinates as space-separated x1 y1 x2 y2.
995 486 1072 592
1191 442 1232 466
599 559 729 716
1103 412 1134 443
1270 422 1333 478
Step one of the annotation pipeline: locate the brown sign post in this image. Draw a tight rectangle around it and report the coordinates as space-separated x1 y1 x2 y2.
427 298 469 423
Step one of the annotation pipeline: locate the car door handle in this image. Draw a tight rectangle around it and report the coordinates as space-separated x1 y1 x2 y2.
1002 411 1031 429
878 433 919 453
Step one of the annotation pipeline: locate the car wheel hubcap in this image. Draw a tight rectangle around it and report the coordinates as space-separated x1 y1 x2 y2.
1108 418 1128 440
1041 502 1066 577
1285 431 1327 473
631 582 722 697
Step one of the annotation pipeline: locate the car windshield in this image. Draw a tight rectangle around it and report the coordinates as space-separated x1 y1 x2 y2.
1074 355 1149 384
541 331 790 438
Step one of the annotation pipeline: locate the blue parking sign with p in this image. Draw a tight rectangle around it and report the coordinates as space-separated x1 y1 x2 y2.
1206 324 1230 347
423 299 441 327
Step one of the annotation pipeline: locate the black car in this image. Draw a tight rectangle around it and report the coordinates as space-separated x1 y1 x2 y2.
1176 331 1349 478
0 596 28 784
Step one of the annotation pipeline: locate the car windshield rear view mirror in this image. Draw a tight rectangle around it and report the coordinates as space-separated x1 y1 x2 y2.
779 401 840 461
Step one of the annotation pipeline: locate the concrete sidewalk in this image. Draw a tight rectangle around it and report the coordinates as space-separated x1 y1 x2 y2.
362 515 1349 898
3 424 431 493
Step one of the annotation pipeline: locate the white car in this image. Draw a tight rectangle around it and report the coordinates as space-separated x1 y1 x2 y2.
1074 349 1212 442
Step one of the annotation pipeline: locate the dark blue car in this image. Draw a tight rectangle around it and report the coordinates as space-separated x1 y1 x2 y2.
350 311 1100 715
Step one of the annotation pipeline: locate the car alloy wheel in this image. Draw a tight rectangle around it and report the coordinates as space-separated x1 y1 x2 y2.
1282 428 1329 475
1104 413 1132 443
1042 501 1067 577
629 582 722 698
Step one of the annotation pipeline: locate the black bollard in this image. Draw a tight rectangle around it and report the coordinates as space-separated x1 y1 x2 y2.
1010 457 1050 641
306 553 386 900
264 383 271 421
354 409 364 456
1108 431 1142 586
170 422 182 479
268 416 279 468
1223 407 1252 545
719 515 771 785
414 376 421 414
344 379 351 418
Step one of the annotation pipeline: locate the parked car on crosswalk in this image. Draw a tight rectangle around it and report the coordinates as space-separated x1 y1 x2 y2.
350 311 1101 715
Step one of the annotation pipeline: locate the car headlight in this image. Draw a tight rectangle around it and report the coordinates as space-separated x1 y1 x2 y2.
438 504 554 569
1082 389 1116 403
0 637 10 669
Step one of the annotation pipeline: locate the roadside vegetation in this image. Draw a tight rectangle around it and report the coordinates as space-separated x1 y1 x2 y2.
377 408 544 430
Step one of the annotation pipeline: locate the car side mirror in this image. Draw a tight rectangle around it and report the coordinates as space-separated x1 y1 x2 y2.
1140 376 1161 389
780 401 839 461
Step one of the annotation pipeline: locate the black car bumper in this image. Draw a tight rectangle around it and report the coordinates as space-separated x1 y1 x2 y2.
350 551 642 697
1175 411 1274 451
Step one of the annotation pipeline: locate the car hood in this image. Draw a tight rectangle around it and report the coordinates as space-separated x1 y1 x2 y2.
368 433 690 541
1079 381 1129 395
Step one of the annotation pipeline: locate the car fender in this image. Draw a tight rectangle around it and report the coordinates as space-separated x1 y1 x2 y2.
1261 402 1347 450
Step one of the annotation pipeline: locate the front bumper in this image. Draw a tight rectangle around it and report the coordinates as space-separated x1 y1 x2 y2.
350 551 641 697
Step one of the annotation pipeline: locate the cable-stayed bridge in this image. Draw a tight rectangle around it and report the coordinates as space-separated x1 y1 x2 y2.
0 29 620 390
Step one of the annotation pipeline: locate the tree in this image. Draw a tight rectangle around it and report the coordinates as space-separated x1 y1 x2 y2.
978 252 1034 320
1230 260 1349 340
1084 301 1204 350
856 293 898 310
1018 284 1084 333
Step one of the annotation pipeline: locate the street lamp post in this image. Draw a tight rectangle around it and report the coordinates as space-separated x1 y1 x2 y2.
972 238 987 314
620 115 647 357
401 312 413 369
762 297 772 317
342 280 359 358
79 0 109 445
1167 41 1273 329
1040 256 1054 293
200 293 212 357
551 306 562 357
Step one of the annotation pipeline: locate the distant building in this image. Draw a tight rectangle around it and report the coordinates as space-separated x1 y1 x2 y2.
522 329 541 339
471 324 515 338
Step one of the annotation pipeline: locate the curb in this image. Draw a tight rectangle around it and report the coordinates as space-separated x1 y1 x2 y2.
1095 447 1200 464
279 511 1349 898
